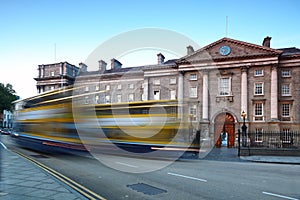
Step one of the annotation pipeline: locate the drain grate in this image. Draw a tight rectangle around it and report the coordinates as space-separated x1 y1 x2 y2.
127 183 167 195
30 154 49 158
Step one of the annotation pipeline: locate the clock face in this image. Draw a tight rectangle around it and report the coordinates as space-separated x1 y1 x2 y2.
219 45 231 56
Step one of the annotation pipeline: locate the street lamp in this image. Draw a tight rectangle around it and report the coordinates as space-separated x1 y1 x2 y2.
241 110 247 147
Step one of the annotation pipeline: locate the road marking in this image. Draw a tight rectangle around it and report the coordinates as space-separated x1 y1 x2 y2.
167 172 207 182
0 142 7 149
12 150 106 200
115 161 138 168
262 191 299 200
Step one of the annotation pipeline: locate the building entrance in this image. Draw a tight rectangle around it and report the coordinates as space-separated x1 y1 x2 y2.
214 113 235 148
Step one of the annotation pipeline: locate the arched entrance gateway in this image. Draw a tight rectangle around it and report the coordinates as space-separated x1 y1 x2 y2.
214 112 235 148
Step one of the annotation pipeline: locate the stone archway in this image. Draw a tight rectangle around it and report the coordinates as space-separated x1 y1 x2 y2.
214 112 235 148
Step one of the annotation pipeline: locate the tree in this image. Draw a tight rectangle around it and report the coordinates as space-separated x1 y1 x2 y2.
0 83 19 112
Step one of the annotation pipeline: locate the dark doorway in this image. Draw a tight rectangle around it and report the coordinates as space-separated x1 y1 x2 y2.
214 113 235 148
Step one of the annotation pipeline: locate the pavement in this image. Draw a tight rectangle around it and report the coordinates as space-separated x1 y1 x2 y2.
202 147 300 164
0 147 88 200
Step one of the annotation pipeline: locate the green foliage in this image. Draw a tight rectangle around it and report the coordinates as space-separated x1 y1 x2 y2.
0 83 19 112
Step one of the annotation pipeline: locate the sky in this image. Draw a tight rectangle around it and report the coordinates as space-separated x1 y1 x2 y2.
1 0 300 99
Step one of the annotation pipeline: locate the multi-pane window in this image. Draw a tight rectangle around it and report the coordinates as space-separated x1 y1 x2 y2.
219 78 230 96
128 93 134 102
153 79 160 85
105 95 110 104
189 105 197 121
170 78 177 85
254 102 263 121
95 95 99 104
254 83 263 95
282 70 291 77
128 83 134 89
255 128 263 142
282 128 291 143
154 90 160 100
254 69 263 76
281 84 291 96
282 104 290 117
170 90 176 100
189 74 197 80
189 86 197 98
117 94 122 103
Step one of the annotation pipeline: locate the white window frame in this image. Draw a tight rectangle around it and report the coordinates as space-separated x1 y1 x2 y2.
170 77 177 85
282 128 291 143
170 90 176 100
51 71 55 76
189 86 197 98
95 85 99 91
254 82 264 95
254 102 264 121
153 79 160 85
189 105 197 121
105 85 110 91
255 128 263 142
95 95 99 104
117 84 122 90
117 94 122 103
128 83 134 89
254 69 264 76
154 90 160 100
282 70 291 77
189 74 197 81
128 93 134 102
85 86 89 92
281 84 291 96
282 104 290 117
218 77 231 96
105 95 110 104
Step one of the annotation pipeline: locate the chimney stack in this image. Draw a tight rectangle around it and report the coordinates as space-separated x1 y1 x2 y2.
111 58 122 70
157 53 165 64
262 36 271 48
79 62 88 73
187 45 194 55
98 60 107 73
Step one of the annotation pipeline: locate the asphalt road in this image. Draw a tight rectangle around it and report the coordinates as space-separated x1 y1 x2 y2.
2 135 300 200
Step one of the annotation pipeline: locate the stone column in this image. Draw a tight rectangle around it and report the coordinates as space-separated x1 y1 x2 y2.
241 66 248 118
41 65 44 77
142 78 149 101
178 72 184 119
271 64 278 120
202 70 209 120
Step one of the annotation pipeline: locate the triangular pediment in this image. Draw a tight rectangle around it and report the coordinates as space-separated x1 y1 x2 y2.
178 37 282 64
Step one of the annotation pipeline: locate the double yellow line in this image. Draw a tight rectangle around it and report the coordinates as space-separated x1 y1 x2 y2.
12 150 106 200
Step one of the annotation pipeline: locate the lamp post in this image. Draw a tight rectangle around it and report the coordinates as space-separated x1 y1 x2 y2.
241 110 247 147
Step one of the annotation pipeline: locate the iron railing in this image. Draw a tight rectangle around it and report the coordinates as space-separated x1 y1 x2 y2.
244 131 300 149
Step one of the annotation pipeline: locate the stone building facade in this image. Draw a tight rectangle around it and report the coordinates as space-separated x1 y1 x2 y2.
35 37 300 148
34 62 80 93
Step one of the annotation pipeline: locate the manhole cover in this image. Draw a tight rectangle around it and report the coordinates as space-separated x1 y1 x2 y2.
127 183 167 195
30 154 48 158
